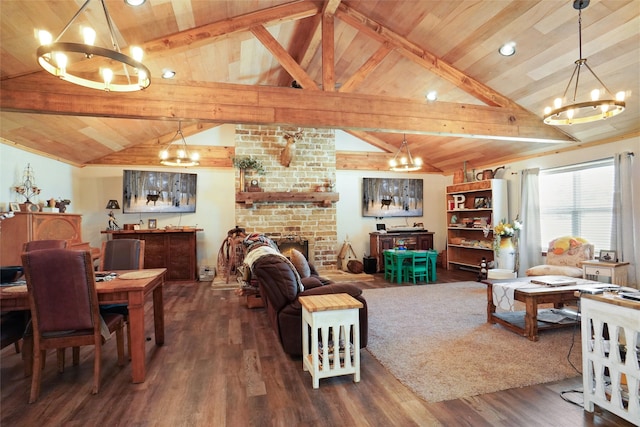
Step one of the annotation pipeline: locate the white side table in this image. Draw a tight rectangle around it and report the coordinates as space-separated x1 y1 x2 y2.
582 260 630 286
299 293 363 389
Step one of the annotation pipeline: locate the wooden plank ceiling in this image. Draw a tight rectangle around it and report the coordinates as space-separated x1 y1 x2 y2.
1 0 638 174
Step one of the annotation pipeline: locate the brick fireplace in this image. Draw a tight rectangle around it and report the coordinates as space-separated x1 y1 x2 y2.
234 125 337 269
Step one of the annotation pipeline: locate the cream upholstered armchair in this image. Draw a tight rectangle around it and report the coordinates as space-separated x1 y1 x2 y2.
526 236 594 278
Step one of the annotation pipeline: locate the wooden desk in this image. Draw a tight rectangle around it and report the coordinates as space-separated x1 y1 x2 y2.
0 268 166 383
482 276 611 341
102 229 202 282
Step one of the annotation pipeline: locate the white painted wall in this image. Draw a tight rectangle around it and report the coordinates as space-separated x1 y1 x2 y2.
2 128 637 281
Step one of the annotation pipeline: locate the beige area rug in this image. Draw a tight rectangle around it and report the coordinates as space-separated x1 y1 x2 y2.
363 282 582 403
317 269 375 282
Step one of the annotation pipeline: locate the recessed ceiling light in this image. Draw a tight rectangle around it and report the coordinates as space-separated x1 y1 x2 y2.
498 42 516 56
161 69 176 79
425 91 438 101
124 0 146 6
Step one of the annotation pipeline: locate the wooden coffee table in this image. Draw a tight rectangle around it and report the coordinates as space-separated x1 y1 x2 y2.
482 276 610 341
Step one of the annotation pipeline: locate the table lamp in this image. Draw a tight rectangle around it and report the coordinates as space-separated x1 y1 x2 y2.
105 199 121 230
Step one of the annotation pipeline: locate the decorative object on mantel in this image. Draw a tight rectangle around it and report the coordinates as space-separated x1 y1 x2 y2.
159 121 200 167
13 164 41 204
35 0 150 92
54 199 71 213
280 131 303 167
247 179 262 192
105 199 120 230
542 0 625 125
389 134 422 172
475 166 505 181
232 156 265 192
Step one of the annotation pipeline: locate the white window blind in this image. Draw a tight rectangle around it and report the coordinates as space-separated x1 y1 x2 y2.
539 158 614 254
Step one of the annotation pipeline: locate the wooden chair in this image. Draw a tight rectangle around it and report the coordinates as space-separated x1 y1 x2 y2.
21 249 125 403
383 250 399 282
99 239 145 357
99 239 145 272
20 239 71 374
22 239 67 252
405 251 429 284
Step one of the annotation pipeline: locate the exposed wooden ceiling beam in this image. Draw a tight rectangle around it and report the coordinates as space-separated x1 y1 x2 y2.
322 13 335 92
0 75 575 144
335 3 516 109
336 151 441 173
250 25 319 90
142 1 320 59
339 44 392 93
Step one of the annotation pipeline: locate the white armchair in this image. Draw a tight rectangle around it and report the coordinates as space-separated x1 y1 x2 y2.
526 236 594 278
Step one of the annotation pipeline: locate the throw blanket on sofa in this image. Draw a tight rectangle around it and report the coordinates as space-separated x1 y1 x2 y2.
243 245 304 292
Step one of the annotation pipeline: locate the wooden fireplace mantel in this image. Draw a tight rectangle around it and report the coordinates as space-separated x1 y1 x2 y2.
235 192 339 207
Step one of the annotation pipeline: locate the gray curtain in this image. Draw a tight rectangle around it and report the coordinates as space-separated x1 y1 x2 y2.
518 168 542 276
612 152 638 287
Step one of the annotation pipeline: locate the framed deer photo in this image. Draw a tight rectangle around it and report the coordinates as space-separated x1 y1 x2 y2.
362 178 423 218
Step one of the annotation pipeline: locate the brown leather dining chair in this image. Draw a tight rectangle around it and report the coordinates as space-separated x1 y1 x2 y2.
22 239 68 252
21 248 125 403
99 239 145 356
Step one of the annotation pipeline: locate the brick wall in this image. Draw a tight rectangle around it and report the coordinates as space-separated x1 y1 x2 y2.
234 125 337 268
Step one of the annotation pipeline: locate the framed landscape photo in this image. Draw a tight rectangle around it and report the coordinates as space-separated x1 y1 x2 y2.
362 178 423 218
9 202 20 212
598 250 616 262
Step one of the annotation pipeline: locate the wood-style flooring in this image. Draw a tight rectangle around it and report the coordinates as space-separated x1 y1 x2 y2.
0 268 634 426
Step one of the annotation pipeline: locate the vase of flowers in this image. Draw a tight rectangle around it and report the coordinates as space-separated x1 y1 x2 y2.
493 218 522 271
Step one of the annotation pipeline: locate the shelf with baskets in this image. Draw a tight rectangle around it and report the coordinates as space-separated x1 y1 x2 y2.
446 179 507 270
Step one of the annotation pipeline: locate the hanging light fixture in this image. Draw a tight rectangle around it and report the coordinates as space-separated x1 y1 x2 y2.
389 134 422 172
543 0 625 125
36 0 150 92
159 122 200 167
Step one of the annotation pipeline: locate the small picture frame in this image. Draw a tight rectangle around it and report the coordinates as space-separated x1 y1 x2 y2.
474 197 487 209
133 224 141 231
148 219 157 229
598 250 617 262
9 202 20 212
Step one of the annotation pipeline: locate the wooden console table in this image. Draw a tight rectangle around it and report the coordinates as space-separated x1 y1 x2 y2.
369 231 434 272
102 229 202 282
0 212 92 266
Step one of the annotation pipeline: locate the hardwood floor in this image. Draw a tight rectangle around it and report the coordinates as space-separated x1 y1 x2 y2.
1 268 633 426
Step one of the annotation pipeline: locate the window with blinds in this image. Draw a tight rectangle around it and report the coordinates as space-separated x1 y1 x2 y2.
539 158 614 254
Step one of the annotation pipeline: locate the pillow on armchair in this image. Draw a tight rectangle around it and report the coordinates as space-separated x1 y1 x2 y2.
526 236 594 277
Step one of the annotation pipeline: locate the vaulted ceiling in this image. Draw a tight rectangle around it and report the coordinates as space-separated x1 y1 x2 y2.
1 0 638 174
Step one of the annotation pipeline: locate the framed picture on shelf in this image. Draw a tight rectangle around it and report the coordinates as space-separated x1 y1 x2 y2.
9 202 20 212
598 250 616 262
148 219 157 229
474 197 487 209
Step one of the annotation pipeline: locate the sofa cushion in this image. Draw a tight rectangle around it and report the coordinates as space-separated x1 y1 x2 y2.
525 264 584 277
290 249 311 278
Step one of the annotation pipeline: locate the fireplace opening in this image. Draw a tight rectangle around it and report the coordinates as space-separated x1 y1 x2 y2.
274 237 309 260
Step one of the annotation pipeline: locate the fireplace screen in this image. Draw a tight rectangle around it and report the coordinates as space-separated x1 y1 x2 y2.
275 238 309 260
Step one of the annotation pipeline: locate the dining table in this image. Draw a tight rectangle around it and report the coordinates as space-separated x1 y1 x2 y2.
0 268 166 384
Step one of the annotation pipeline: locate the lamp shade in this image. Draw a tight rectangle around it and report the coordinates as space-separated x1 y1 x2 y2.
105 200 120 210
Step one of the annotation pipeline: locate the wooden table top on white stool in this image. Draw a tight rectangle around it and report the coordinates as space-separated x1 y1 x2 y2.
299 293 363 312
